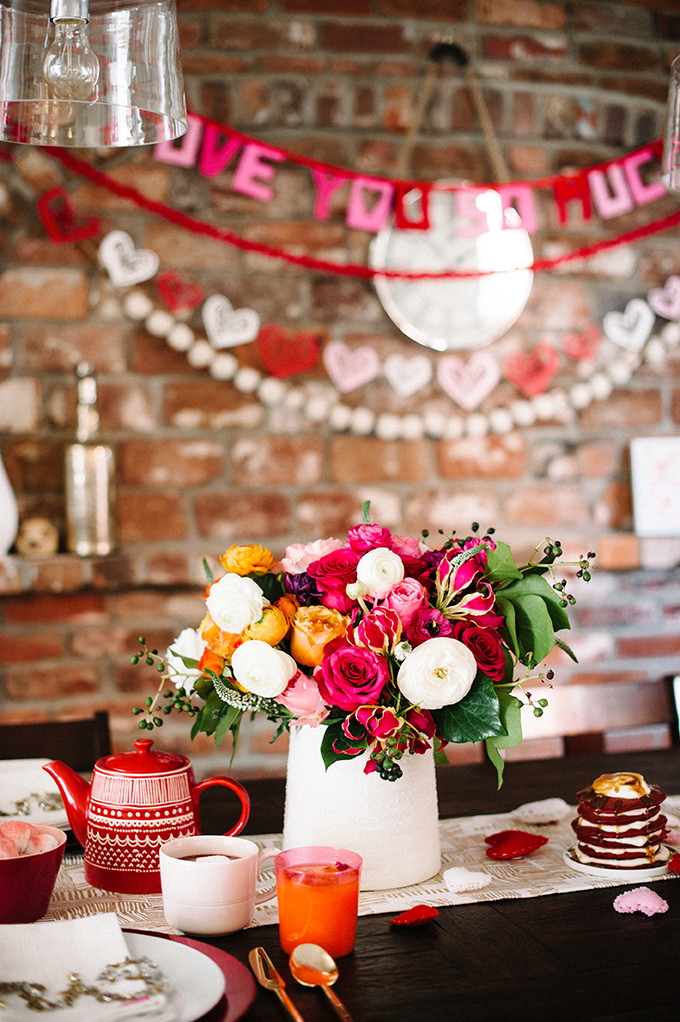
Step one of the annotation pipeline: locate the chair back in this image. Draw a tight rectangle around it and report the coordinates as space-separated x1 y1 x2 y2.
0 712 112 772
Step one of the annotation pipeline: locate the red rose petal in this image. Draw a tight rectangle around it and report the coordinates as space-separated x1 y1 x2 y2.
390 904 439 926
485 830 549 859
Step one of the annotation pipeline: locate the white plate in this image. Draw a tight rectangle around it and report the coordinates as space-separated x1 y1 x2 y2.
126 932 225 1022
564 846 670 881
0 758 69 828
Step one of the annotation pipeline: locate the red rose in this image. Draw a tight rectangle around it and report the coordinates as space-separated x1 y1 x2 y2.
452 622 506 682
307 548 359 613
315 638 390 711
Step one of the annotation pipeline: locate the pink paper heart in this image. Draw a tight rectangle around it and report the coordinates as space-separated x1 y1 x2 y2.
502 342 560 397
436 352 501 410
563 325 601 361
323 341 381 393
383 353 433 397
647 276 680 320
602 298 654 353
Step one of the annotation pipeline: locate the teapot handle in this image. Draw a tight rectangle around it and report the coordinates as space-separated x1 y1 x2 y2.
192 776 250 836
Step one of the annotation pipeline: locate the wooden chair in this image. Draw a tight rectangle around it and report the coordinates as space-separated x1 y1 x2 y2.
0 711 112 772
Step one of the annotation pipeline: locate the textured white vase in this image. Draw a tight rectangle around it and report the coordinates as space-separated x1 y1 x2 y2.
0 452 19 556
282 724 442 891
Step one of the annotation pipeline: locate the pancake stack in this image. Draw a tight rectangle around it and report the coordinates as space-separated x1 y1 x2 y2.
571 772 670 870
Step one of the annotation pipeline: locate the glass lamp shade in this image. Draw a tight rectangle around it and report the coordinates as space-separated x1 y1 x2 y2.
0 0 187 147
661 54 680 192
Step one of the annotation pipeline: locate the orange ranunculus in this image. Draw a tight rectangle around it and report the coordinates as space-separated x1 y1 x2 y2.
289 605 349 668
219 544 276 576
199 648 224 676
200 614 243 660
276 593 300 623
242 605 290 646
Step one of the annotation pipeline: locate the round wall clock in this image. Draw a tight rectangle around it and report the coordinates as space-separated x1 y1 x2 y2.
370 187 534 352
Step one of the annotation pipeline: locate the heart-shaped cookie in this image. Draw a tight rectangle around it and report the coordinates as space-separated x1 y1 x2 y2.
648 276 680 320
202 294 261 349
257 323 321 378
602 298 654 352
322 340 381 393
383 353 433 397
502 342 560 397
37 188 101 245
99 230 159 287
436 352 501 410
563 325 601 361
157 271 206 315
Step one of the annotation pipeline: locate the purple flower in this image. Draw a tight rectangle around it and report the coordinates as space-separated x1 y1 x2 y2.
406 607 454 647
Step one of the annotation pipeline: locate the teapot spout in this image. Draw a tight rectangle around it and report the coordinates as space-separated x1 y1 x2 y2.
43 761 90 847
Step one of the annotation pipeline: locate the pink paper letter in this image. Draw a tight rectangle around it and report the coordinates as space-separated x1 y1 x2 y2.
311 168 350 220
588 163 635 219
154 113 203 167
455 189 492 238
622 148 667 207
346 177 394 232
198 123 242 178
231 142 286 201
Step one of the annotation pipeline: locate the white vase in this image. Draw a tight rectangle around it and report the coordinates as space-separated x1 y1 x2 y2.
282 724 442 891
0 452 19 556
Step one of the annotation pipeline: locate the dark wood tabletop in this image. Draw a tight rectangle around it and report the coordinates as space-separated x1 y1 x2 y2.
198 747 680 1022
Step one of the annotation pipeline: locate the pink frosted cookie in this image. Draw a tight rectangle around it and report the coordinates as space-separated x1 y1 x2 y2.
613 886 669 917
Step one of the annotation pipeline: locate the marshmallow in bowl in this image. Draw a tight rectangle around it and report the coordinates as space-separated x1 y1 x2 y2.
0 820 60 857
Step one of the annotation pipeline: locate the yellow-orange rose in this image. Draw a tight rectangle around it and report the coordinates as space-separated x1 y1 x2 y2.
275 593 299 622
242 605 290 646
219 544 276 576
289 605 348 668
200 614 243 660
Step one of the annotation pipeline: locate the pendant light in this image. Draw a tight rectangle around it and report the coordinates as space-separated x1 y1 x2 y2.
0 0 187 147
661 54 680 191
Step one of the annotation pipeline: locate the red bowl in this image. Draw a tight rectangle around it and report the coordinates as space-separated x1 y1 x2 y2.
0 823 67 923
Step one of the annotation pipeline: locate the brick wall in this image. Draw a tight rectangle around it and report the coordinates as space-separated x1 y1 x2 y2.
1 0 680 780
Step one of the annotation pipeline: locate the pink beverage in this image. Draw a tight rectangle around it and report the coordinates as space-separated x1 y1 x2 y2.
275 846 362 957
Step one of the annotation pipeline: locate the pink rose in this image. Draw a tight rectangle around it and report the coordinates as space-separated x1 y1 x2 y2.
389 534 422 558
278 671 330 726
452 622 507 683
379 577 427 629
316 638 390 711
350 606 402 652
278 538 343 574
347 523 393 553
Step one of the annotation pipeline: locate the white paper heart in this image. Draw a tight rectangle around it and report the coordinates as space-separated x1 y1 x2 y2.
647 276 680 320
322 341 381 393
436 352 501 411
99 231 159 287
202 294 261 349
602 298 654 352
383 353 433 397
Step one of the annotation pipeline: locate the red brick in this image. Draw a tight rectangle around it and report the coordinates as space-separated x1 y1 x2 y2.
597 533 641 571
616 634 680 659
505 484 589 528
21 324 126 373
162 381 264 429
121 439 224 487
114 589 204 623
70 625 136 658
32 558 87 594
3 591 107 624
331 436 428 483
194 491 292 543
118 494 188 542
320 21 407 53
73 164 171 212
477 1 565 29
378 0 465 18
232 435 324 485
594 481 633 531
579 390 662 429
4 663 100 698
3 439 66 492
143 223 241 271
576 41 658 72
482 33 567 61
437 435 527 480
0 268 88 319
2 632 65 662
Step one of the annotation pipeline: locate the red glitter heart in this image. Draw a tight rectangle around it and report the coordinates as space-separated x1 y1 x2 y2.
563 325 601 361
484 830 549 859
667 853 680 875
157 271 205 315
502 342 560 397
256 323 321 379
390 904 439 926
37 188 101 244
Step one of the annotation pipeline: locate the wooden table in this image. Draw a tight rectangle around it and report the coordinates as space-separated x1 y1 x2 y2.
200 747 680 1022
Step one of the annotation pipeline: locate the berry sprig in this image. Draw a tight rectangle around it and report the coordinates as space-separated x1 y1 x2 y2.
534 539 596 607
130 637 199 731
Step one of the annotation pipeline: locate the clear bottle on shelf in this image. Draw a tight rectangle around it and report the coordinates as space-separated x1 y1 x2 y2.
65 362 116 556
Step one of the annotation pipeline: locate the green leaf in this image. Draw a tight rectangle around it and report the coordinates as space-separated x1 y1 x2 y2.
320 719 365 769
202 557 215 585
199 689 227 735
213 704 242 747
500 574 571 633
495 594 518 658
484 541 523 584
554 635 578 662
432 673 504 744
485 690 524 788
250 571 285 604
361 499 371 523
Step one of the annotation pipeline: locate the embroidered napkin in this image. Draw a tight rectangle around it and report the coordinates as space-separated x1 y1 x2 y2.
0 914 176 1021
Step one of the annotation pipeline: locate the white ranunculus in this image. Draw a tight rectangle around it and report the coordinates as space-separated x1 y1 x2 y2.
205 573 269 634
355 546 405 599
166 627 206 693
231 639 298 698
396 637 477 710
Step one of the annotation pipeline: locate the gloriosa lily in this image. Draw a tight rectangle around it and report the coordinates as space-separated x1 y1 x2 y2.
435 542 496 620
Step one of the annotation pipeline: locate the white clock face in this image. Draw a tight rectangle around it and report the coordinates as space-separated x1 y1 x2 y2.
370 187 534 352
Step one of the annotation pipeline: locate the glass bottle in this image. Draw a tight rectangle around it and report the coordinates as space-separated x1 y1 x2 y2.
65 362 115 555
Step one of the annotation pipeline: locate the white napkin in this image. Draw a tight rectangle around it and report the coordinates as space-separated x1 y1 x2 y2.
0 914 176 1021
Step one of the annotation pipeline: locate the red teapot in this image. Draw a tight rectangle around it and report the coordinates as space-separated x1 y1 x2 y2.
44 739 250 894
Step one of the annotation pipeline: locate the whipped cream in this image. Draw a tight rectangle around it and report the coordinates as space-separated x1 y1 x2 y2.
591 772 651 798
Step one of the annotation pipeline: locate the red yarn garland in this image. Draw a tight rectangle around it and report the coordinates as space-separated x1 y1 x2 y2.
49 147 680 280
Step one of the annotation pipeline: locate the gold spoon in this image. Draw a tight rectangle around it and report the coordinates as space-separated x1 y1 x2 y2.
289 943 354 1022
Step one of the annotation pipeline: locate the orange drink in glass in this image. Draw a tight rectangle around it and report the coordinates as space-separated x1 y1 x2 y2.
275 846 362 958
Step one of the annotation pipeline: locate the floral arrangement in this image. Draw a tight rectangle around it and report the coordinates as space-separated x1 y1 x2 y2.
135 504 593 784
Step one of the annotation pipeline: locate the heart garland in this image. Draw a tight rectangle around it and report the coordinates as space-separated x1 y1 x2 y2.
36 188 101 244
95 230 680 440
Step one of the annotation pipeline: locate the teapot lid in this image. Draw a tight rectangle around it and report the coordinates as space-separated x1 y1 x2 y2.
97 739 189 775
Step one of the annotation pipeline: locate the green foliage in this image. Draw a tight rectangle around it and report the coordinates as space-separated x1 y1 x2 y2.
432 674 505 744
485 690 524 789
495 573 570 664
